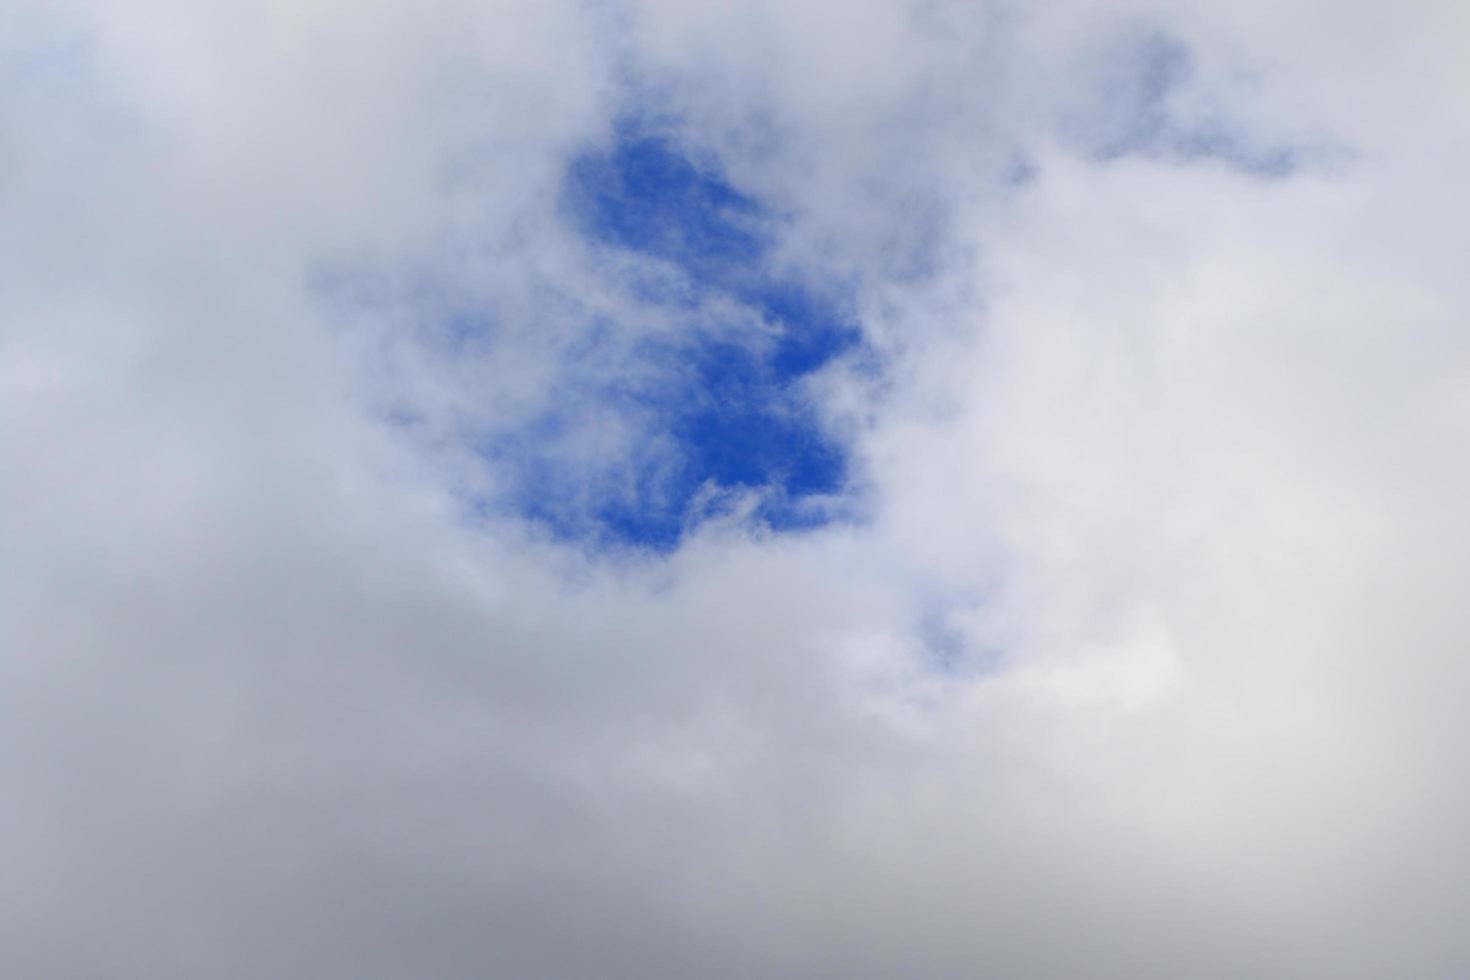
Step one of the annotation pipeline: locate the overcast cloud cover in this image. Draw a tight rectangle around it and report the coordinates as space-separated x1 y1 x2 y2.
4 0 1470 976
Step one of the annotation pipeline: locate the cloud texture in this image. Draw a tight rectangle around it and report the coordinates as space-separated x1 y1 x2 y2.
4 0 1470 976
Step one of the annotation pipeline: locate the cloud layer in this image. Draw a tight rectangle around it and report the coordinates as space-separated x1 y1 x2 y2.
4 1 1470 976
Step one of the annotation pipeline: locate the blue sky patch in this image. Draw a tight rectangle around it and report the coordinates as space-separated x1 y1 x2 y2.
567 133 766 271
492 127 862 551
1067 31 1307 177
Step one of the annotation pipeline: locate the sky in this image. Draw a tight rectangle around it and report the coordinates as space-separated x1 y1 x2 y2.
3 0 1470 976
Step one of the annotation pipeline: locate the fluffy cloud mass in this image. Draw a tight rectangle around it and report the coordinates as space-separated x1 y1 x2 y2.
4 0 1469 976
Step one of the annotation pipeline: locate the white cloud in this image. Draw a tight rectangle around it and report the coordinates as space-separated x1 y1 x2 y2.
3 0 1469 976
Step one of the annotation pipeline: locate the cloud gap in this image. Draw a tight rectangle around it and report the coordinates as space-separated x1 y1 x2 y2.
468 124 866 553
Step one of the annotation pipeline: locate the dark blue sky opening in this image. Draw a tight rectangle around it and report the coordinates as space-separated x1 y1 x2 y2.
510 127 860 551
